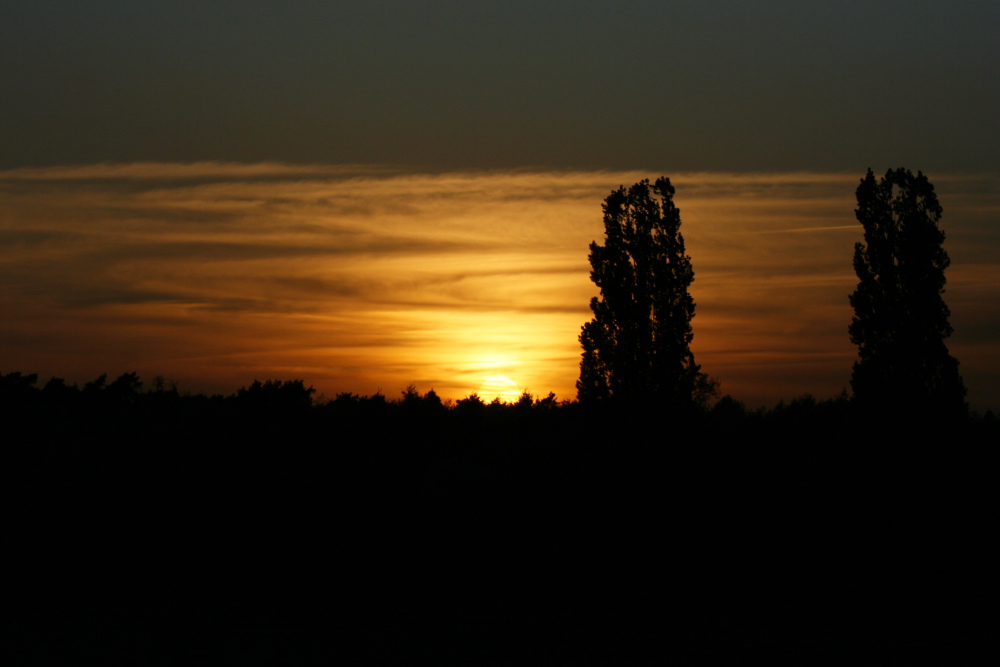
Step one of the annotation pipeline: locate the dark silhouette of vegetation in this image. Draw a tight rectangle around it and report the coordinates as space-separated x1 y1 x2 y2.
578 177 715 407
2 177 994 662
3 369 997 662
850 168 967 418
234 378 315 414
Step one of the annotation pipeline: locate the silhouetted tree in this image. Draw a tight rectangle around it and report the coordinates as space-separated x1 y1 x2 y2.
454 393 486 412
534 392 558 409
423 388 443 409
0 371 39 400
107 372 143 402
42 376 78 402
397 384 446 417
849 168 966 417
514 390 533 410
83 373 107 394
400 384 422 405
577 177 707 406
234 379 315 413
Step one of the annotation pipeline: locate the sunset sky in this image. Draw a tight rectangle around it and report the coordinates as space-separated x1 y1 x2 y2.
3 2 998 409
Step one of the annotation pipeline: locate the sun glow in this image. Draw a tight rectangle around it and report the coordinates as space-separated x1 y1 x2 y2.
3 164 998 410
466 354 525 402
478 375 522 402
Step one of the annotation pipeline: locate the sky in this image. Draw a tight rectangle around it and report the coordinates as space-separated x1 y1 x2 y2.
2 2 998 409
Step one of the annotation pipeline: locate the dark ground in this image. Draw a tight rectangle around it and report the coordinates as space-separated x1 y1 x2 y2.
4 381 998 664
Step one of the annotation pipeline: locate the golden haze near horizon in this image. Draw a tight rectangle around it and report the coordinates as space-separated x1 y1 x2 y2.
2 163 998 410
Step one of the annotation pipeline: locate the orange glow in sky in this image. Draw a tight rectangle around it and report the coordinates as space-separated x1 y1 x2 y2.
2 164 998 409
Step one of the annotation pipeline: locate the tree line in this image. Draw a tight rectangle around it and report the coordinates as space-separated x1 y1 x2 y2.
0 167 984 428
4 169 996 663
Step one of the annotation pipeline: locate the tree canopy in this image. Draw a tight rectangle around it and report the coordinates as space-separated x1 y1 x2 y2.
577 177 710 406
849 168 966 417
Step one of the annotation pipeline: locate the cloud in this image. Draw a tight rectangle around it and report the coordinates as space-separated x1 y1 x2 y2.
0 161 395 182
2 163 997 409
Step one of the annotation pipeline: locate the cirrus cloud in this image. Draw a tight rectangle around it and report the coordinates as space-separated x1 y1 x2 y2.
2 163 997 409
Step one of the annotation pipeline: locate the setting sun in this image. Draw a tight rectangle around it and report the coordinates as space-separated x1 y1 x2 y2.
2 166 997 410
477 375 522 403
5 4 997 659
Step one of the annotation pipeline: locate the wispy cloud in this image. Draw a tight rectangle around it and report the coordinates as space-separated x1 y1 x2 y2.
2 163 997 408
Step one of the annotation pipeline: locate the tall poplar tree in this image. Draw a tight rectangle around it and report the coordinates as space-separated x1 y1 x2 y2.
577 177 707 405
849 168 966 417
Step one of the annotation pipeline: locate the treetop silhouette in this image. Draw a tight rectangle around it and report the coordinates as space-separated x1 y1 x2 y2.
849 168 966 418
577 177 713 406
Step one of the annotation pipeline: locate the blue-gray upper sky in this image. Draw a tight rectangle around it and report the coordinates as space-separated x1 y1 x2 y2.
4 1 999 172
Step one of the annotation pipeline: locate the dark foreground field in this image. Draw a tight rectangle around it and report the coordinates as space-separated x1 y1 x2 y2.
4 380 998 664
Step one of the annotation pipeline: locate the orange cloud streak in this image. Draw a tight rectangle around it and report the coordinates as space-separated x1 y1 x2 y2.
2 165 997 409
